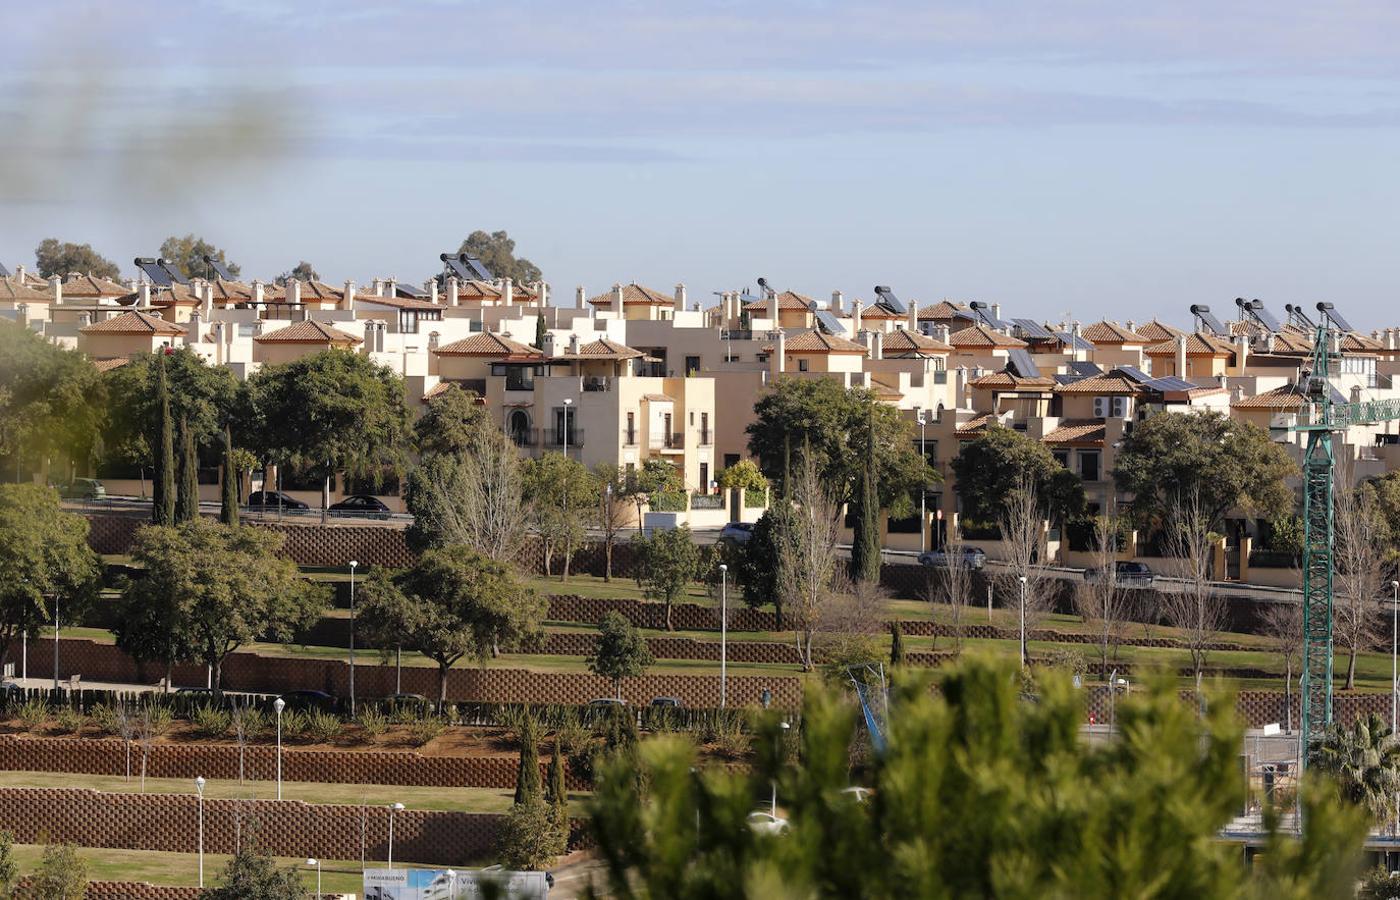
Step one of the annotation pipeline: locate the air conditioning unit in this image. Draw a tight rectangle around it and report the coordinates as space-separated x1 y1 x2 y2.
1110 396 1129 418
1093 397 1108 418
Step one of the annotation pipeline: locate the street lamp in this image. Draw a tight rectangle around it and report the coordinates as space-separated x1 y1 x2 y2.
306 858 321 900
273 697 285 800
387 802 405 869
349 560 359 717
771 722 791 816
53 593 60 691
195 776 207 888
1391 580 1398 735
917 413 927 551
719 563 728 709
1018 576 1028 669
562 398 573 457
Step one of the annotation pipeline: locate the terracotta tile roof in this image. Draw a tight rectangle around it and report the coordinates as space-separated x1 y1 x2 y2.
918 300 972 321
1260 331 1312 354
1343 332 1384 352
1144 332 1234 356
60 274 128 297
301 280 346 303
741 290 814 312
1231 384 1306 411
1043 419 1107 445
1053 371 1143 394
857 304 901 320
882 328 951 356
1136 319 1184 342
955 413 996 435
553 337 644 360
253 319 362 344
763 329 868 354
948 324 1027 349
115 284 203 307
968 371 1056 390
90 357 130 373
79 310 185 336
589 283 677 307
1081 320 1148 344
356 292 442 311
0 278 50 302
433 332 543 359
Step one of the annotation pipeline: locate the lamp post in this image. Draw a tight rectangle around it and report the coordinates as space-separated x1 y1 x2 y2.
562 398 573 457
273 697 285 800
771 722 791 817
1391 580 1398 735
1108 669 1118 731
1018 575 1027 669
195 776 206 888
719 563 728 709
306 858 321 899
348 560 358 717
387 802 405 869
917 413 927 551
53 593 60 690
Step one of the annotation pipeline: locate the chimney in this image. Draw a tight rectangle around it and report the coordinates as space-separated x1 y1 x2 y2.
14 265 25 284
371 277 384 297
364 320 376 347
49 276 62 305
447 277 459 307
1125 319 1136 333
426 279 439 305
991 303 1002 323
852 300 863 332
78 312 92 328
538 281 549 307
575 285 586 308
1070 321 1082 363
1265 333 1276 354
252 280 265 307
188 311 202 344
343 280 356 312
907 299 917 331
872 330 884 360
768 291 779 326
201 283 213 319
611 284 624 312
674 283 687 313
286 279 302 309
138 282 152 308
830 290 843 314
1234 334 1248 372
773 329 786 376
502 277 513 306
936 324 950 344
568 333 580 355
1175 335 1188 378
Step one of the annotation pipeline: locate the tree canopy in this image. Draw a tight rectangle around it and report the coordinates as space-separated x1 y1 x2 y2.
159 234 240 281
587 611 654 698
457 230 541 284
34 238 120 280
637 525 700 631
0 322 105 475
523 452 596 579
200 843 306 899
103 348 239 468
413 384 490 457
950 425 1085 524
1114 411 1296 531
274 261 318 286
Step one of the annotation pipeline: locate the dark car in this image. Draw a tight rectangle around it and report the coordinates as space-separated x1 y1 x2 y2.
329 494 391 518
718 522 755 545
1083 561 1154 588
57 478 106 500
245 490 309 511
278 690 335 710
918 547 987 570
649 696 683 709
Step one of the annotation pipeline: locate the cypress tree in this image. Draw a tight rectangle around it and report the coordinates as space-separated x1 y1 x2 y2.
890 621 905 667
546 734 568 832
220 425 239 526
852 408 881 584
153 356 176 526
514 715 542 805
176 416 199 523
533 313 547 350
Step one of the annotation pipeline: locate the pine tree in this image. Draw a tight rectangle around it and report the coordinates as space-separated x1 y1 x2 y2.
514 715 542 805
220 425 239 526
890 621 905 667
153 355 176 526
176 416 199 523
533 313 547 350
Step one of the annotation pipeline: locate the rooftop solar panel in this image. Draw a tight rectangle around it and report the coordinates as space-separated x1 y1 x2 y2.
1189 304 1227 336
1054 331 1094 351
157 258 188 285
814 308 847 336
203 255 235 281
0 262 9 277
135 257 172 287
1284 304 1315 329
1012 318 1053 340
1068 361 1102 376
1246 299 1281 333
1145 376 1197 392
873 286 906 315
1320 303 1355 333
1006 348 1041 378
396 282 427 298
1116 366 1152 384
1054 373 1086 385
463 255 493 280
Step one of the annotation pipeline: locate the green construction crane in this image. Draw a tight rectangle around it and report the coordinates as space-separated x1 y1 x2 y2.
1297 303 1400 770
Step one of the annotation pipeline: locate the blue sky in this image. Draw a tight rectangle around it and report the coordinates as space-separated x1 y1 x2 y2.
3 1 1400 326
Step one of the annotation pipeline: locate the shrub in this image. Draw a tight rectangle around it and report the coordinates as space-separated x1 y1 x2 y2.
305 709 341 743
554 713 592 759
90 704 120 736
231 707 266 741
192 704 231 739
279 709 308 740
357 706 389 741
710 716 751 760
497 800 567 871
410 717 445 746
145 703 175 736
53 706 86 735
17 698 49 732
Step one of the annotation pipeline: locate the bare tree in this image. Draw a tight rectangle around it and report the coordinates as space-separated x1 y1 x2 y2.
137 706 155 793
114 701 134 782
925 531 972 654
1260 599 1303 731
1334 478 1388 691
999 471 1054 667
1074 512 1129 671
412 429 528 564
1161 490 1226 692
594 465 631 582
776 451 844 671
230 698 255 786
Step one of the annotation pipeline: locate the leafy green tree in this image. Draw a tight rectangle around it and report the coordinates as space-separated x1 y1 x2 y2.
358 547 544 704
153 357 176 525
115 521 326 688
586 658 1368 899
0 831 18 897
273 261 318 286
244 350 409 522
458 229 542 284
850 449 881 584
34 237 120 279
625 459 683 536
30 842 86 900
747 378 933 516
717 460 768 503
889 621 905 666
515 714 542 805
637 526 700 631
546 734 568 833
158 234 240 280
1310 713 1400 828
176 416 200 523
413 384 489 457
736 503 792 627
498 798 566 871
0 321 104 479
950 424 1085 526
587 611 654 699
0 485 100 672
220 425 239 526
200 843 305 899
523 452 596 580
1114 411 1295 532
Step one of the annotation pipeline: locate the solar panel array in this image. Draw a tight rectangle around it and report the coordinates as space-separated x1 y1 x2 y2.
135 258 173 287
1068 360 1102 376
1116 366 1152 384
396 282 427 298
440 253 493 282
1054 331 1093 351
0 262 9 277
1012 318 1053 340
873 286 906 315
1189 304 1227 336
1054 373 1085 385
1005 348 1041 378
1145 376 1196 392
814 308 847 335
1246 299 1281 332
969 301 1007 329
1321 304 1355 333
203 255 235 281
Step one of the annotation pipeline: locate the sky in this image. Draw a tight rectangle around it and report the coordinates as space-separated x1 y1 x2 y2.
3 1 1400 327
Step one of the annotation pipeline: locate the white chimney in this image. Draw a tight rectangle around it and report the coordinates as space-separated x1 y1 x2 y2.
364 320 376 347
502 277 513 306
852 300 863 332
138 282 152 308
991 303 1002 322
538 281 549 307
907 300 917 331
252 280 265 306
568 333 580 355
830 290 843 314
611 284 624 312
447 277 459 307
1071 321 1082 363
371 277 384 297
1234 334 1248 371
48 275 62 305
872 330 884 360
773 329 786 375
201 283 213 319
1175 335 1188 378
188 311 202 344
344 280 356 312
936 324 950 344
78 312 92 328
386 278 397 299
286 279 302 308
14 265 25 284
575 285 586 308
1125 320 1136 333
768 291 779 326
674 283 687 313
426 279 439 305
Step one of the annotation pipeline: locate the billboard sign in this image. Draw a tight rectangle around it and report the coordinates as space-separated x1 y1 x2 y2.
363 868 549 900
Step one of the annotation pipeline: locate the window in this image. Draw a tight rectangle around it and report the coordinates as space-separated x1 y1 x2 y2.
1052 450 1069 469
700 463 709 491
1079 451 1101 482
625 412 636 445
723 453 740 469
700 412 710 445
797 358 809 372
685 355 701 375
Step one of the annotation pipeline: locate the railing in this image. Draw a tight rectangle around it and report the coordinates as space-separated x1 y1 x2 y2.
621 429 638 447
649 432 684 450
690 493 725 510
510 428 538 448
543 428 585 448
582 377 611 392
721 329 755 341
698 429 712 446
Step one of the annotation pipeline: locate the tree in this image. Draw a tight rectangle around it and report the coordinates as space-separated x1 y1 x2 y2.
515 714 543 805
1160 490 1226 692
1000 470 1055 665
950 424 1085 527
736 502 791 628
747 379 934 515
523 453 595 580
1114 411 1295 533
849 446 881 584
413 384 490 458
498 798 566 871
273 261 318 286
0 485 100 673
594 465 631 582
220 426 239 526
1334 478 1389 690
404 428 528 560
358 547 543 704
637 526 700 632
585 658 1369 899
245 350 409 522
1073 511 1130 671
927 530 973 654
30 842 86 900
776 451 844 671
533 313 547 350
889 621 905 666
625 459 683 537
1310 713 1400 829
458 230 542 284
34 237 120 280
153 357 176 525
1261 601 1303 732
175 416 199 524
717 459 769 499
587 611 654 699
115 521 326 688
0 322 104 481
0 831 17 898
158 234 240 281
200 843 305 899
546 734 568 834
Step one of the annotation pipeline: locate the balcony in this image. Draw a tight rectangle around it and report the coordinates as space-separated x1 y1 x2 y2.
510 428 538 448
582 376 612 392
543 428 585 448
621 428 639 447
649 432 684 451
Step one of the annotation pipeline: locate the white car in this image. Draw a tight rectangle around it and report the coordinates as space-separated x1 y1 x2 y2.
746 811 790 835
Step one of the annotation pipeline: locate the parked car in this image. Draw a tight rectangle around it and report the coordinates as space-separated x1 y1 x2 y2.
56 478 106 500
917 547 987 570
245 490 309 511
278 689 335 709
382 692 428 705
329 494 391 518
1083 561 1154 588
718 522 755 545
746 811 790 835
649 697 683 709
587 698 627 709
